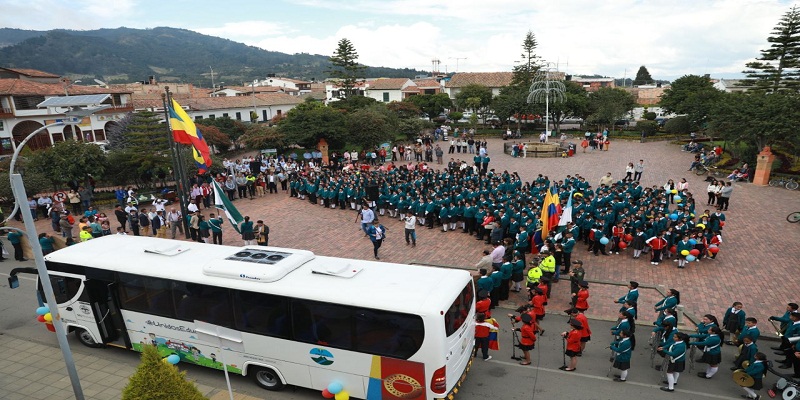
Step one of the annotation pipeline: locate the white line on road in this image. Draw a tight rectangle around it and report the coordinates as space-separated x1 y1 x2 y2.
490 359 737 400
0 272 37 281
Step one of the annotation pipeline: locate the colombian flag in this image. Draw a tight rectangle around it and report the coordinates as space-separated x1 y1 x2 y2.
168 99 212 172
540 188 561 239
487 318 500 350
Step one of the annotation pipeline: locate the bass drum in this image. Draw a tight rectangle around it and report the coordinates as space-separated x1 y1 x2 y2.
776 378 788 390
784 385 798 400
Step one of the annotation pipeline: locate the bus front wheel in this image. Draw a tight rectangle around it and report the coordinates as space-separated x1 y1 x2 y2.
250 366 285 391
75 328 102 348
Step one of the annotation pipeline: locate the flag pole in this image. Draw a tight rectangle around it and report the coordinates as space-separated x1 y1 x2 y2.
162 88 192 239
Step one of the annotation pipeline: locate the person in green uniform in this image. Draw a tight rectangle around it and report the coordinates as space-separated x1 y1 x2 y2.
38 233 55 255
240 216 255 246
6 230 26 261
208 213 224 245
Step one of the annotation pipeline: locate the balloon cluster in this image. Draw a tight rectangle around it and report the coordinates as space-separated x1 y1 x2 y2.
35 306 55 332
321 381 349 400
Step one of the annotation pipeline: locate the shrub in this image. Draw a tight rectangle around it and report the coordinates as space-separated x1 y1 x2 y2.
664 116 691 135
637 120 659 137
122 345 208 400
644 111 657 120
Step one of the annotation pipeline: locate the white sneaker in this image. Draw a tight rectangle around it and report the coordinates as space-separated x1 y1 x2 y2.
484 356 492 361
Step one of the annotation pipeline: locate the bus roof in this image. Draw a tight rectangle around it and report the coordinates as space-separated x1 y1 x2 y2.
45 236 471 315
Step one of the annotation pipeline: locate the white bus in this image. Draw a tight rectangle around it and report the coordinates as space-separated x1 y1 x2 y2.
36 235 475 400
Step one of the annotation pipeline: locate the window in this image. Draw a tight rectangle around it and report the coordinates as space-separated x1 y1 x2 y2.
276 110 281 116
292 300 352 349
382 92 390 102
353 308 424 359
13 95 45 110
444 281 474 336
0 121 4 131
209 114 216 120
195 116 202 121
262 110 268 121
172 282 233 328
222 113 228 118
233 290 290 338
38 276 83 304
117 273 174 318
235 112 241 120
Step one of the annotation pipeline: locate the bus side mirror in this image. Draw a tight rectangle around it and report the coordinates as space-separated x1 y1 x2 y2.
8 275 19 289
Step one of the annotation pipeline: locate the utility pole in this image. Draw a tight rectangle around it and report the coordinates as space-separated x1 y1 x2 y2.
450 57 467 72
210 66 216 89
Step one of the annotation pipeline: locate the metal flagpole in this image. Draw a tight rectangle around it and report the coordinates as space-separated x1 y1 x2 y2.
162 88 192 238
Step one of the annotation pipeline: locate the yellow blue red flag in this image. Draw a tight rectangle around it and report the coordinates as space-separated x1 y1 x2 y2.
540 188 561 239
168 99 212 172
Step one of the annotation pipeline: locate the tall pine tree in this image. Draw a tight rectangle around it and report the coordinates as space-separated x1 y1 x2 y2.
328 38 366 98
510 31 542 89
633 66 653 86
742 6 800 92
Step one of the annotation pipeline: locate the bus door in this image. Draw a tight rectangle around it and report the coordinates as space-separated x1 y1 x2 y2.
83 278 130 348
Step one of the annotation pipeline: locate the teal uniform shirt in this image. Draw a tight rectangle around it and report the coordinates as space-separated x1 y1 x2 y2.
610 337 633 362
500 262 513 280
477 276 494 293
689 334 721 356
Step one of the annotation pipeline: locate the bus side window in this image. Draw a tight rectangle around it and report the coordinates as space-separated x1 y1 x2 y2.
117 273 174 318
232 290 290 339
172 282 233 328
354 309 424 359
292 300 352 350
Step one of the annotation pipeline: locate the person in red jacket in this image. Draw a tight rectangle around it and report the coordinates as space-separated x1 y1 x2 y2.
560 319 584 371
537 277 549 302
475 290 491 318
646 231 668 265
516 313 537 365
573 281 590 312
474 312 499 361
569 308 592 352
529 286 547 335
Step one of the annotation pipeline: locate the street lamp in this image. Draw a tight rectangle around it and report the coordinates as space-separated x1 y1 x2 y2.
527 64 565 139
4 94 110 400
62 79 82 96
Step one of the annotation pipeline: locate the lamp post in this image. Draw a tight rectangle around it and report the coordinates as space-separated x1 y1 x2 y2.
3 96 110 400
527 65 565 139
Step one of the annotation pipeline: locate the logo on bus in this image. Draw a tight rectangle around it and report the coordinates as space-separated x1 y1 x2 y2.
310 348 334 366
79 305 91 315
239 273 261 281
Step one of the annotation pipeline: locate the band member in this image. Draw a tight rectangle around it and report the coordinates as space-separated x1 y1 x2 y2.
658 332 689 392
739 352 767 400
723 301 746 345
654 289 680 326
689 326 722 379
569 308 591 352
474 313 499 361
573 281 590 312
733 335 758 371
560 319 584 371
537 277 550 302
530 286 546 334
621 300 637 320
653 309 677 336
689 314 720 340
515 313 537 366
612 311 637 349
610 330 633 382
616 281 639 318
773 311 800 365
769 303 799 336
738 318 761 344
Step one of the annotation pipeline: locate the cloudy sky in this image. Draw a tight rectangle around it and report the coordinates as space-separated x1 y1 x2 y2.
0 0 795 80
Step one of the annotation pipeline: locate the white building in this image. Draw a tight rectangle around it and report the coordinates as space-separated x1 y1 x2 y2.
0 67 134 153
364 78 415 102
132 93 304 123
443 72 513 99
257 77 312 94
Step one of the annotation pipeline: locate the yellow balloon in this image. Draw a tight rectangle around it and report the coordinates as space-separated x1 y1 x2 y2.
335 390 350 400
44 313 53 322
697 223 706 229
680 250 690 256
671 189 677 194
675 198 682 203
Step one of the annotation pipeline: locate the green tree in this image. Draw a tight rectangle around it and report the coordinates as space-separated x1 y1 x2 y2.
386 100 420 119
278 101 347 149
493 85 531 130
658 74 723 130
194 116 247 145
404 93 452 119
329 95 377 113
664 116 692 134
742 5 800 92
708 91 800 153
196 124 232 152
511 31 541 89
546 81 589 133
345 105 395 149
454 84 493 111
26 141 107 190
633 66 653 86
113 110 174 185
586 87 636 129
328 38 366 98
239 124 286 150
637 120 659 137
122 345 207 400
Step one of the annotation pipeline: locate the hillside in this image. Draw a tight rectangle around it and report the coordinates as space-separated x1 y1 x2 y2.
0 27 426 85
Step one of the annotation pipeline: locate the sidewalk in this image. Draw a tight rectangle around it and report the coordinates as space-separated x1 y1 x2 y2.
0 335 262 400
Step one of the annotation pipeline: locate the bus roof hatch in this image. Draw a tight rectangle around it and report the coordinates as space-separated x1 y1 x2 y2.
203 248 315 283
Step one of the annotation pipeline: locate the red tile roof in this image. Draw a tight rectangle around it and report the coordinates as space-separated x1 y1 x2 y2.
367 78 412 90
0 67 61 78
0 79 131 96
446 72 513 88
413 79 441 89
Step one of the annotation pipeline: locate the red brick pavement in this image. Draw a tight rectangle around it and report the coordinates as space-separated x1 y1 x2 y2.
14 138 800 329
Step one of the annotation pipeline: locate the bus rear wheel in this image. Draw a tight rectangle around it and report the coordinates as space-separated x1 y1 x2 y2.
75 328 102 348
250 366 284 391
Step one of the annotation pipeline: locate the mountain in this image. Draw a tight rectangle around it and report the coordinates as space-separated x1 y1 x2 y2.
0 27 426 85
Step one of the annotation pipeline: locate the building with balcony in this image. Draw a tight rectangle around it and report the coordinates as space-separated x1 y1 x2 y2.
0 67 133 153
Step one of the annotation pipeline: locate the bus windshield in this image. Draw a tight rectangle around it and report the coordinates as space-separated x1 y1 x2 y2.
444 281 474 336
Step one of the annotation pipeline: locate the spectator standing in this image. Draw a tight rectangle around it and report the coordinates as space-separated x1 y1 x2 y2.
634 160 645 181
717 182 732 211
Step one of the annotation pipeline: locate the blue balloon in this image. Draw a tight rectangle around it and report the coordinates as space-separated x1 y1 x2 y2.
688 239 697 245
686 255 696 262
167 354 180 365
36 306 49 316
599 237 610 245
673 195 681 201
669 214 678 221
327 381 344 395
